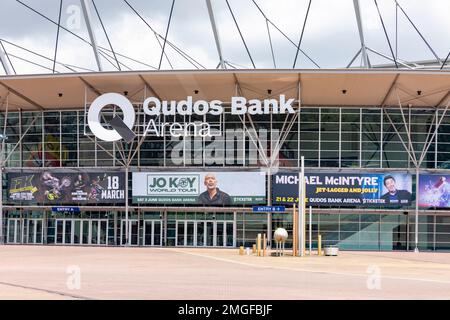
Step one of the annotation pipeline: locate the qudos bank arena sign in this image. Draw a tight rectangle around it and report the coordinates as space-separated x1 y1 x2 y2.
87 92 295 142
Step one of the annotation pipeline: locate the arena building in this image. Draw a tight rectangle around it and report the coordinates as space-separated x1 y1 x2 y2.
2 0 450 252
1 69 450 251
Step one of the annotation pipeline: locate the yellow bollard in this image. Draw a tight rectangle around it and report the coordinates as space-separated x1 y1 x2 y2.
318 234 322 256
252 244 256 254
257 233 262 256
239 246 244 255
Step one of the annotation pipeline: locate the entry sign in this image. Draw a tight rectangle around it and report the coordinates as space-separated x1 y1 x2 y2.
52 207 80 213
253 206 285 213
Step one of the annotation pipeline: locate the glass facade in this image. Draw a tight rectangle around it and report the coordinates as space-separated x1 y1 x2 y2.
1 107 449 169
1 106 450 251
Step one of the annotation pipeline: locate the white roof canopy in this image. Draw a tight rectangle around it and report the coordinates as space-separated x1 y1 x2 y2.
1 69 450 111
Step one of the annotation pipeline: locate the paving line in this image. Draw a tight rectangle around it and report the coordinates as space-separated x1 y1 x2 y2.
168 249 450 286
0 281 95 300
343 251 450 266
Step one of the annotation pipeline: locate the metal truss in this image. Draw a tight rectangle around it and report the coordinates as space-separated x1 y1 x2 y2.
80 0 103 71
380 73 450 252
0 0 446 72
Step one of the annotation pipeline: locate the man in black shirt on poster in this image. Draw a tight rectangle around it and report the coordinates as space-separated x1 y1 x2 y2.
380 175 411 205
198 173 231 206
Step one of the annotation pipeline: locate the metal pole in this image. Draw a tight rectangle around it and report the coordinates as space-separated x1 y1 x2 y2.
302 157 306 256
414 167 419 252
309 206 312 255
298 156 305 256
0 167 3 244
206 0 225 69
0 94 9 244
80 0 103 71
0 41 13 75
125 166 129 246
353 0 369 68
292 203 297 256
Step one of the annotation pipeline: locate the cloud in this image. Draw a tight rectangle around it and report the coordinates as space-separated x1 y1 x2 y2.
1 0 449 75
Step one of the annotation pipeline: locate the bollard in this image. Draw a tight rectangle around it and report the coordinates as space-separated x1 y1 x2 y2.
252 244 256 254
257 233 262 256
318 234 322 256
239 246 244 255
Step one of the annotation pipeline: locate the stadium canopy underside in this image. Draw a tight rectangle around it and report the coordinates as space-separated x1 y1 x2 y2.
1 69 450 111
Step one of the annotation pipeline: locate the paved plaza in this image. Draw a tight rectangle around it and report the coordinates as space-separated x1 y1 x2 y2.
1 245 450 299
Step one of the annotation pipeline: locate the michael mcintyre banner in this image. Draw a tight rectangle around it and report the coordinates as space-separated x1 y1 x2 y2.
7 171 125 204
419 174 450 208
272 172 412 207
132 171 266 205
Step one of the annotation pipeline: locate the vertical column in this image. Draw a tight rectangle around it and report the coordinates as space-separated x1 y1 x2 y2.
114 210 117 245
435 109 438 169
359 108 362 168
267 212 272 249
0 168 3 244
19 109 22 166
339 108 342 168
298 156 305 256
42 112 45 167
318 108 321 167
125 166 129 246
164 210 168 246
43 210 48 245
233 211 237 247
414 168 419 252
309 206 312 254
380 108 383 168
0 94 8 244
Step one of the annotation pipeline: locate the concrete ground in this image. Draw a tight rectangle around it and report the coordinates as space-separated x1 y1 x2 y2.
1 245 450 300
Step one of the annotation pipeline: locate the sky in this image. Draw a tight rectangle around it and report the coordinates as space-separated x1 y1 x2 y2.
0 0 450 75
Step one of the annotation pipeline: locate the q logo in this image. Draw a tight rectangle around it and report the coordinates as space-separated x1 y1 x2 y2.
87 93 136 143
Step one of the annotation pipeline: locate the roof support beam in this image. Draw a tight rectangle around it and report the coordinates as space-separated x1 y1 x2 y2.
79 76 102 96
80 0 103 71
417 100 450 166
138 75 162 101
0 41 13 75
206 0 225 69
380 74 400 107
0 81 44 110
353 0 369 68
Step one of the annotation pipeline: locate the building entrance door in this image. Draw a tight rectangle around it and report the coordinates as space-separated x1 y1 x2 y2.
7 219 22 244
216 221 235 247
176 220 234 247
143 220 163 246
55 219 108 245
24 219 44 244
120 220 139 246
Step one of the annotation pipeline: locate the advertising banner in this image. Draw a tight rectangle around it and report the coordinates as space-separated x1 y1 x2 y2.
7 171 125 204
419 174 450 208
272 172 412 207
132 171 266 205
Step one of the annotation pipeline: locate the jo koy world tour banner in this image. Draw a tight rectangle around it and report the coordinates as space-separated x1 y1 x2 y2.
8 171 125 204
272 172 412 206
419 174 450 208
133 171 266 205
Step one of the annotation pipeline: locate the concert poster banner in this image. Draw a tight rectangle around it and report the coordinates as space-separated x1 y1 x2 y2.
272 172 412 207
7 171 125 204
